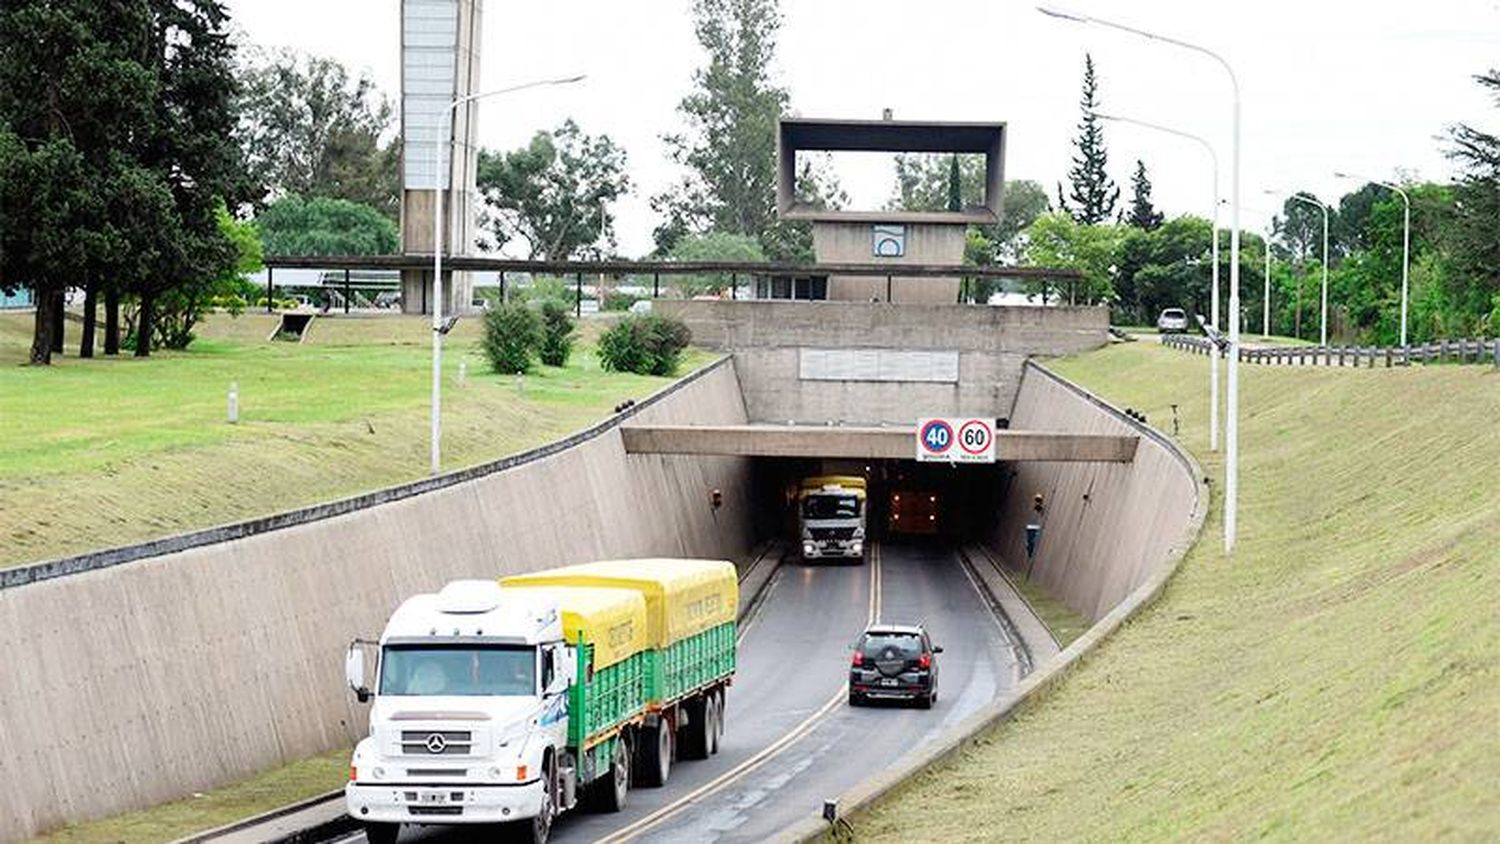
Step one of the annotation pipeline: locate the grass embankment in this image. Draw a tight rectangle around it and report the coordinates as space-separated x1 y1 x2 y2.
862 342 1499 840
33 749 349 844
0 312 711 568
1008 574 1090 649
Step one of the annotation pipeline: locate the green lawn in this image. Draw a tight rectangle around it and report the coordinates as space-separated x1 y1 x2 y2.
0 311 711 568
860 343 1499 840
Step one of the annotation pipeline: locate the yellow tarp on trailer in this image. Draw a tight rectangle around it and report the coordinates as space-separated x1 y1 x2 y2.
800 475 867 499
503 558 738 648
497 584 648 671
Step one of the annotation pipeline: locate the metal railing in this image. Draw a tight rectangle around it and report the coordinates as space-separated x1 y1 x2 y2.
1161 334 1500 369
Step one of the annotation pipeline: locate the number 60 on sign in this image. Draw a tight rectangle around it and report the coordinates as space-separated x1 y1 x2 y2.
916 417 996 463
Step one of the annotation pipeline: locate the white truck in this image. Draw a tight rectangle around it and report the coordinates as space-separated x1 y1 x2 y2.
797 475 868 564
344 559 737 844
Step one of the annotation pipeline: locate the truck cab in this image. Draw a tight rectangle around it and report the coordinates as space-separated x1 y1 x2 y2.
798 475 868 564
345 580 575 844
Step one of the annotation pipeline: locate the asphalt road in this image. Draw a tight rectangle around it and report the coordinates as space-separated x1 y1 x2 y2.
344 540 1020 844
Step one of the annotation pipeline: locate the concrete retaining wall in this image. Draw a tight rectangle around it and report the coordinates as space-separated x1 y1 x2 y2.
658 300 1108 425
0 360 755 842
987 361 1202 621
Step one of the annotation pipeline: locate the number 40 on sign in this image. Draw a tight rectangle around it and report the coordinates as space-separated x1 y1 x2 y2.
916 417 996 463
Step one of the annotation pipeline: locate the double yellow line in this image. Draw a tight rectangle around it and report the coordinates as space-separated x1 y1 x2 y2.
595 544 884 843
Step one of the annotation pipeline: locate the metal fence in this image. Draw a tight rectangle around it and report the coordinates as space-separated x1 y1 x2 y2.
1160 334 1500 369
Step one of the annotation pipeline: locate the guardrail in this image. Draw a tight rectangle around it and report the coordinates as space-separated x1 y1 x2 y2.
1161 334 1500 368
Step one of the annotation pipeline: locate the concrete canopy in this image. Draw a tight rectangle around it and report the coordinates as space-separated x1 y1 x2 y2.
620 424 1138 463
777 117 1006 225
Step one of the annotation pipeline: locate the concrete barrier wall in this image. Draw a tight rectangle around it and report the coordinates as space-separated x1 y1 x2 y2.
987 361 1201 621
0 361 755 842
657 300 1108 425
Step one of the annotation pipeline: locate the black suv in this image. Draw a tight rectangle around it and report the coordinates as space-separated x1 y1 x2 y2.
848 623 942 708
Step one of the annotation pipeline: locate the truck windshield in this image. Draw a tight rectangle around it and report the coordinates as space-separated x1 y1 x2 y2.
803 494 861 519
379 644 536 696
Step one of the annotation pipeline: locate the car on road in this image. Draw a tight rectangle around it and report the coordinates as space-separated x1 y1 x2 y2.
849 623 942 708
1156 307 1189 333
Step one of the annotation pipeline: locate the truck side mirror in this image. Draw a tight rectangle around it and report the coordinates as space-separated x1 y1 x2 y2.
346 642 371 703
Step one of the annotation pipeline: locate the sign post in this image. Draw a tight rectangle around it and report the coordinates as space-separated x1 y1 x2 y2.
916 417 996 463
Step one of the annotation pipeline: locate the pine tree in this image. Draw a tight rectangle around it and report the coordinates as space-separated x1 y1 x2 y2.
946 154 962 212
1126 159 1164 230
1058 54 1119 225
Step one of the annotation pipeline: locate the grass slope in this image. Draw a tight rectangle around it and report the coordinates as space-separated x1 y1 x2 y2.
861 343 1499 841
0 312 709 568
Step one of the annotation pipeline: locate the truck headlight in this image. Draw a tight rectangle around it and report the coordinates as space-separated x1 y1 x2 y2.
372 766 386 780
803 542 816 555
851 542 863 555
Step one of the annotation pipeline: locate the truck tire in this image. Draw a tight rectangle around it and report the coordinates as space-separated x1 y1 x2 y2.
679 697 711 760
363 822 399 844
592 736 630 813
637 719 673 787
511 757 556 844
706 693 721 755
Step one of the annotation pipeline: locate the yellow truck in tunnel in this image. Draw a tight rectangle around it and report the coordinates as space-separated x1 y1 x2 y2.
797 475 868 563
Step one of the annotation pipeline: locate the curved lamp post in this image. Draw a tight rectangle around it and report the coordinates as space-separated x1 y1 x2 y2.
430 74 586 475
1039 4 1243 552
1268 190 1331 346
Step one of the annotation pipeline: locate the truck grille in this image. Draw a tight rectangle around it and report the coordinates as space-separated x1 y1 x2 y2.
400 730 473 756
810 527 856 541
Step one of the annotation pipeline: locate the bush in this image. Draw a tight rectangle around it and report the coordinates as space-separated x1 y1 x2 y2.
602 290 642 311
598 314 692 376
482 301 543 374
538 300 575 367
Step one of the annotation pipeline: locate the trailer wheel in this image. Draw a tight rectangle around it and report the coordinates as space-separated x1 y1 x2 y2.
593 735 630 813
363 822 399 844
707 693 722 755
679 697 711 760
637 719 673 787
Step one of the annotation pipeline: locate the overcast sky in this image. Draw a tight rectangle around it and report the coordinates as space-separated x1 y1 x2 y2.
229 0 1500 256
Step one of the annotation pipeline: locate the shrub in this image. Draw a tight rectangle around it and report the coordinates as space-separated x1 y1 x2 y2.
598 314 692 376
538 300 575 367
602 290 642 311
482 301 543 374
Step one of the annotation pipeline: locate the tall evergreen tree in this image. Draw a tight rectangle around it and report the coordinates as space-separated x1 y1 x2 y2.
1125 159 1164 230
946 154 962 212
1058 54 1119 225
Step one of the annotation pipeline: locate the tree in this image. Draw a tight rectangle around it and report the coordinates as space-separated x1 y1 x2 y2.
653 0 842 260
667 231 766 296
256 195 398 256
476 120 631 260
1446 69 1500 334
946 155 962 212
481 302 543 375
1125 160 1164 231
537 300 575 367
1021 212 1123 305
236 48 399 217
1058 54 1118 225
888 154 1050 261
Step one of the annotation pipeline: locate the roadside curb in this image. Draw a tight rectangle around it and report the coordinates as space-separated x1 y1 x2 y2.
776 360 1211 843
166 789 346 844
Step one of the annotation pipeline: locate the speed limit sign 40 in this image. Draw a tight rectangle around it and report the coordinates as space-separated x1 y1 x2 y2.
916 417 996 463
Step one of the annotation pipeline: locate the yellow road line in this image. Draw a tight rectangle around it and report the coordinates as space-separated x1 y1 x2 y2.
595 543 884 843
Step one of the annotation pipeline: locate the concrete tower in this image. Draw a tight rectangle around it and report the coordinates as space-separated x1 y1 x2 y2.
399 0 483 314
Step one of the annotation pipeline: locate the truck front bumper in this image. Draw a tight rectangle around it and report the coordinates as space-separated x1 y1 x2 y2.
802 541 863 560
345 780 544 825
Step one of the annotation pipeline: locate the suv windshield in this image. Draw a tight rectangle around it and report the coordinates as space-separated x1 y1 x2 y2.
803 494 861 520
380 644 536 696
859 632 922 660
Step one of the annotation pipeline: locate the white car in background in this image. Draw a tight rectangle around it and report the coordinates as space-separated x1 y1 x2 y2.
1156 308 1189 333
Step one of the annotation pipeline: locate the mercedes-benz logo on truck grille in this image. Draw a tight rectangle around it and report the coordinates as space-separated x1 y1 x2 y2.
424 734 447 754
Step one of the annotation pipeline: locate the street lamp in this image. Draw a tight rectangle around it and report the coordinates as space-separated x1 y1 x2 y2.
429 74 586 475
1263 222 1273 337
1038 4 1243 553
1334 172 1411 347
1267 190 1331 346
1093 111 1222 453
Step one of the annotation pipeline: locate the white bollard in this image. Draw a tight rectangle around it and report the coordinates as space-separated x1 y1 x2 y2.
227 381 239 424
457 360 467 388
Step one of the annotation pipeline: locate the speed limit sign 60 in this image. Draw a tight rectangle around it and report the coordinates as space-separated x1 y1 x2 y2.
916 417 996 463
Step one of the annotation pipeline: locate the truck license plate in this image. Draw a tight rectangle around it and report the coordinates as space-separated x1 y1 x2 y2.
418 791 448 804
880 678 898 687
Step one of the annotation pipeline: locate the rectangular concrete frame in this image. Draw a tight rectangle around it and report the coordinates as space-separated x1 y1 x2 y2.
0 362 755 842
620 424 1138 463
776 118 1006 224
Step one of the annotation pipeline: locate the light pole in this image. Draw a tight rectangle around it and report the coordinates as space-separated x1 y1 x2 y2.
1270 191 1331 346
1039 4 1243 553
1093 111 1222 452
1263 222 1273 337
429 74 585 475
1335 172 1411 347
